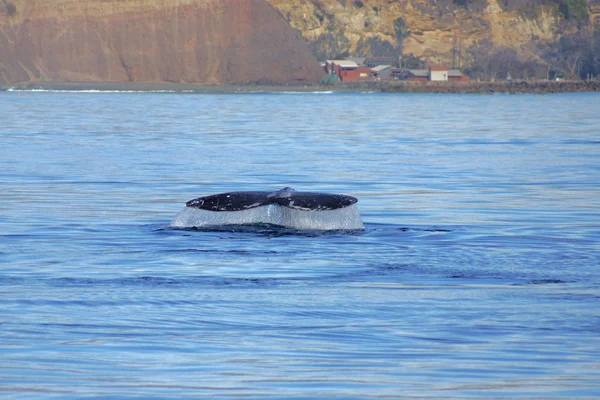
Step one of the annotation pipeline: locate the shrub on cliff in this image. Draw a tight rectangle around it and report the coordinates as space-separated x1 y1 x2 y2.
498 0 588 21
555 0 589 21
311 30 351 60
354 36 402 63
2 2 17 16
394 17 407 49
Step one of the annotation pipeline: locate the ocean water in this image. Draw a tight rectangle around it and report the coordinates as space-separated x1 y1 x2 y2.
1 90 599 399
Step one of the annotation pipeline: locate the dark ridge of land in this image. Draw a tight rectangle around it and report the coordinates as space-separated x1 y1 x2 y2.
356 80 600 94
2 80 600 94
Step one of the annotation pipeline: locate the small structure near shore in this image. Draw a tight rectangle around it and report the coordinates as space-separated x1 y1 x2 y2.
390 66 468 82
448 69 469 82
322 58 468 83
324 59 377 82
429 65 448 81
372 65 392 79
393 69 429 81
325 60 359 76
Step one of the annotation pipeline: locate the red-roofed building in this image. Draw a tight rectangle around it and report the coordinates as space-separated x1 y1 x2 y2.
339 67 377 82
325 60 359 76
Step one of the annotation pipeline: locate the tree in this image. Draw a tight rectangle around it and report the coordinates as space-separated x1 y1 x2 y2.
540 29 600 79
555 0 589 21
393 17 407 52
465 41 547 80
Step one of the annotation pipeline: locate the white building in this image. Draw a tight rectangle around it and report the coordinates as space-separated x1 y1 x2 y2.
429 65 448 81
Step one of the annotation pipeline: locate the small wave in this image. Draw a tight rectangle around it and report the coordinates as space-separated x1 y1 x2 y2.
393 226 453 233
162 247 279 255
526 279 570 285
171 223 363 237
44 275 287 288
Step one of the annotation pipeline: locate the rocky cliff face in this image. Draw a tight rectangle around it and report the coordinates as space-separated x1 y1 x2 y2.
0 0 325 86
267 0 593 66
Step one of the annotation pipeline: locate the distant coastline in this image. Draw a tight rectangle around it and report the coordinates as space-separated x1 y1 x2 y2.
2 80 600 94
378 80 600 94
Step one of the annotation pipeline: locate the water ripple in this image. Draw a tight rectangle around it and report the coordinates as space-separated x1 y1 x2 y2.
1 91 599 398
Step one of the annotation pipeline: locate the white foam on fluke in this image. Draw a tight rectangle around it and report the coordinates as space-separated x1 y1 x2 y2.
170 204 364 230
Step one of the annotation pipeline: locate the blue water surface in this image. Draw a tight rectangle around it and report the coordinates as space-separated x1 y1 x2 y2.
1 90 599 399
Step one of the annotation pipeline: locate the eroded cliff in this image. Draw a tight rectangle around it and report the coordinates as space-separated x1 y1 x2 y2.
0 0 325 85
267 0 597 69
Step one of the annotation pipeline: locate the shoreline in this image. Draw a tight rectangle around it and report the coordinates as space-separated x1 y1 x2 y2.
2 80 600 94
379 80 600 94
0 82 334 93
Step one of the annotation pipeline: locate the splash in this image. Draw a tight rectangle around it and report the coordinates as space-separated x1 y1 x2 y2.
170 204 364 231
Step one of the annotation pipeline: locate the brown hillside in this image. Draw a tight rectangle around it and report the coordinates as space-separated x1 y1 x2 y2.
0 0 325 86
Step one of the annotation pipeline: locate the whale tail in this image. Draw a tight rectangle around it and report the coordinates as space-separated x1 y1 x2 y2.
174 187 363 230
185 187 358 212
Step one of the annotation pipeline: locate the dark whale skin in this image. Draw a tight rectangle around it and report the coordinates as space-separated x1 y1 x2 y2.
186 188 358 212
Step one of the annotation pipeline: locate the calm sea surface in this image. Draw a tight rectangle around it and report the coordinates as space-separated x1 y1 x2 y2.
1 90 599 399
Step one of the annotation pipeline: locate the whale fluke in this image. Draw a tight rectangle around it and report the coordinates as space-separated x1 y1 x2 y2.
186 191 271 212
185 187 358 212
172 187 363 230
